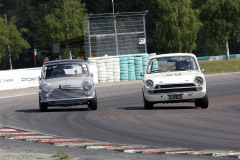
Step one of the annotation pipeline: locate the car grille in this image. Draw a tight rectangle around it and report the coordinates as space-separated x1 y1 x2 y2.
153 83 197 93
48 89 85 99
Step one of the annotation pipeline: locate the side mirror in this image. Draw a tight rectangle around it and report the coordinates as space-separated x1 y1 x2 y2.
201 69 205 73
140 73 144 77
90 73 94 77
38 76 41 81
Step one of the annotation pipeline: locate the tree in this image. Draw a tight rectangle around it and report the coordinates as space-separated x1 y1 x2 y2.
0 15 30 69
0 16 8 62
201 0 240 59
154 0 202 53
44 0 87 59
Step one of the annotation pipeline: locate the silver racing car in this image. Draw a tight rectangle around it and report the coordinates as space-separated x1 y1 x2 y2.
39 59 97 111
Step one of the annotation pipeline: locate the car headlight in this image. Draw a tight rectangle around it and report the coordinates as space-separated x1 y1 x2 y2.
41 83 52 92
195 76 204 85
145 80 154 89
83 81 92 92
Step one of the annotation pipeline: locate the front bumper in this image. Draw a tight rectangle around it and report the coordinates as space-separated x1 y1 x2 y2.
40 97 94 106
39 87 95 106
144 91 206 103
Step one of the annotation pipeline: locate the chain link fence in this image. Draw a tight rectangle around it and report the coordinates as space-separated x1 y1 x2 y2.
84 11 148 58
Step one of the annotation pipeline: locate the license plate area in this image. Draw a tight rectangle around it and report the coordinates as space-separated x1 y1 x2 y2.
168 94 183 100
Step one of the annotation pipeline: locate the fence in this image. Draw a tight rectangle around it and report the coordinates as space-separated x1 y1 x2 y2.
84 12 148 58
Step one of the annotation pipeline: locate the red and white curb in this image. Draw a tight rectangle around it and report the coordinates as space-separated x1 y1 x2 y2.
1 126 240 159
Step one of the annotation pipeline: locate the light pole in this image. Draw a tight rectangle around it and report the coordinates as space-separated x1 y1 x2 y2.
112 0 114 14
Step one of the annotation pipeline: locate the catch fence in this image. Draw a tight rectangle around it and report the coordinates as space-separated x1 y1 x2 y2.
84 11 148 58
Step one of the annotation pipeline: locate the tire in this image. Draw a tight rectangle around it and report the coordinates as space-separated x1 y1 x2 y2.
88 93 97 110
39 96 48 112
142 91 153 109
195 93 209 109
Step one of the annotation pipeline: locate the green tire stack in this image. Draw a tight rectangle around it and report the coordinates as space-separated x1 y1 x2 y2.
149 53 158 71
141 53 149 73
134 56 143 80
119 57 129 81
128 56 136 80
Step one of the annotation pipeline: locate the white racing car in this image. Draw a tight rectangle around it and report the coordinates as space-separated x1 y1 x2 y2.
39 59 97 112
142 53 208 109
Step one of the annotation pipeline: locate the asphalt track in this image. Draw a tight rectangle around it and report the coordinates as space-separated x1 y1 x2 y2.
0 72 240 157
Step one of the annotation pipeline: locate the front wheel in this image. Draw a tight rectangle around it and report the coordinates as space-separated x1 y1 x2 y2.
39 96 48 112
142 91 153 109
195 93 209 109
88 93 97 110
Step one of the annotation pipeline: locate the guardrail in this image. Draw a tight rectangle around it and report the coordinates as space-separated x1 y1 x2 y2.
197 54 240 61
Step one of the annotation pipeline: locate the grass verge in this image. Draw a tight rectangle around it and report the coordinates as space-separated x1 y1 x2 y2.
199 59 240 74
51 149 72 160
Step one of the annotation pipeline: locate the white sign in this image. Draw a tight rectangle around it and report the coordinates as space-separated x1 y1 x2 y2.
139 38 146 45
0 68 41 91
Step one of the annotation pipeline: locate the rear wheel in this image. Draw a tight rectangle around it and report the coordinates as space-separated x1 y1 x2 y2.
195 93 208 109
39 96 48 112
88 93 97 110
142 91 153 109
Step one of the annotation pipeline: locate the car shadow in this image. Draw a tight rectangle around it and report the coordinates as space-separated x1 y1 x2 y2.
118 105 196 110
16 107 90 113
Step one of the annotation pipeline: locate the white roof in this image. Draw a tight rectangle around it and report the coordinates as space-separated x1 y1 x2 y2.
149 53 197 59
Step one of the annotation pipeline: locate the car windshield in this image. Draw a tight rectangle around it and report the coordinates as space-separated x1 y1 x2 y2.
44 63 89 79
147 56 199 74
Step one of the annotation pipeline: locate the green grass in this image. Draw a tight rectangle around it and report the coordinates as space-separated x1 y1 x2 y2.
51 149 72 160
199 59 240 74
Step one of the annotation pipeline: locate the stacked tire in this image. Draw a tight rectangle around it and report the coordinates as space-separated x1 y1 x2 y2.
113 57 120 82
135 56 143 80
105 58 114 82
149 53 158 71
96 58 107 83
88 58 98 84
128 56 136 80
119 57 128 81
141 54 149 73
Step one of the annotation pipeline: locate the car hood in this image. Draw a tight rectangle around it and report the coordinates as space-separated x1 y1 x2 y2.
144 71 204 84
41 77 92 89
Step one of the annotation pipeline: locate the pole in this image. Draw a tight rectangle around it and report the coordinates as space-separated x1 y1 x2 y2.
143 13 147 53
34 49 37 67
87 16 92 57
63 0 72 59
112 0 114 14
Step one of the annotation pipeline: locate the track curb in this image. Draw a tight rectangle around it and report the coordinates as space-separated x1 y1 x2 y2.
1 125 240 159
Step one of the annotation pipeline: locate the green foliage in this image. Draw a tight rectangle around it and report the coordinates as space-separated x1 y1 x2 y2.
155 0 202 53
0 17 9 62
201 0 240 41
1 0 240 70
44 0 87 42
0 15 30 65
200 0 240 58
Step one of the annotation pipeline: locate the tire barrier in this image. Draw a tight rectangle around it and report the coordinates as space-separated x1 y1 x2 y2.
140 54 149 74
119 57 129 81
88 58 98 84
148 53 158 71
89 53 154 83
128 56 136 80
134 56 143 80
113 58 120 82
96 58 107 83
105 58 114 82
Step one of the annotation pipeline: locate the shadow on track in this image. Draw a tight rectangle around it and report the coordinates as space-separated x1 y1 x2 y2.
118 106 196 110
15 107 90 113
